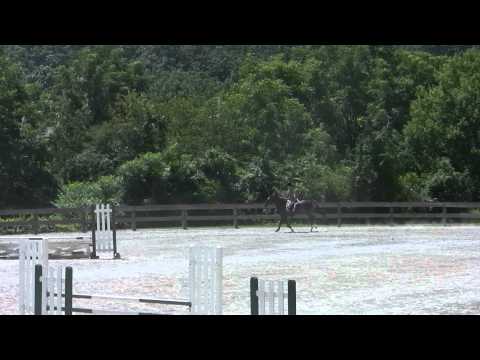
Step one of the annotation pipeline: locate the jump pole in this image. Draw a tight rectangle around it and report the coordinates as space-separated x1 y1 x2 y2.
27 246 223 315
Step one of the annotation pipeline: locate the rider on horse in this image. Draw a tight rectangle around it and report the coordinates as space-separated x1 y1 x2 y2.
285 182 300 212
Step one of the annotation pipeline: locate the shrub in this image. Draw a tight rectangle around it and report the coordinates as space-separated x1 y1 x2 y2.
54 175 123 208
116 152 170 205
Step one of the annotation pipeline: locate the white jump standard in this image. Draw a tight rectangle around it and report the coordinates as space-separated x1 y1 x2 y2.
189 246 223 315
90 204 120 259
1 203 120 260
250 277 296 315
18 239 49 314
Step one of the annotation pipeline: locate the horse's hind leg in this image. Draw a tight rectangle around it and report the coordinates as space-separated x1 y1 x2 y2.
276 218 283 232
287 216 295 233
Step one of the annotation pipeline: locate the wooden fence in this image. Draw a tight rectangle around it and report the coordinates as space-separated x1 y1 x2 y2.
114 202 480 229
1 202 480 234
0 207 91 235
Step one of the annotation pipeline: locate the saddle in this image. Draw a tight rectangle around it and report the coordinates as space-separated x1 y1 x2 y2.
286 199 300 212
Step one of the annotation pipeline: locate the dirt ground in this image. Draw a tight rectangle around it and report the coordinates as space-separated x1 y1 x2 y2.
1 225 480 315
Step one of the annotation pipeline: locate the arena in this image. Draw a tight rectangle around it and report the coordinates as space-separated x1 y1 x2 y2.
1 225 480 315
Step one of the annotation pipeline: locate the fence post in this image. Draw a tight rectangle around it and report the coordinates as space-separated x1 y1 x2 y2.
131 209 137 231
287 280 296 315
90 205 98 259
182 210 188 230
64 267 73 315
337 204 342 227
250 277 259 315
33 213 39 235
442 206 447 226
389 207 394 226
80 208 87 232
112 206 120 259
233 207 238 229
34 265 43 315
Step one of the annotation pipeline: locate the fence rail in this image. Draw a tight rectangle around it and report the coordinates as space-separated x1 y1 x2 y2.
1 202 480 234
0 207 90 235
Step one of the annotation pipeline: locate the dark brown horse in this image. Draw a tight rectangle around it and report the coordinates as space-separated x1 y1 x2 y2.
264 190 320 232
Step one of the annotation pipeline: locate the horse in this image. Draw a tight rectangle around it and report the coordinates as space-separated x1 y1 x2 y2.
264 190 320 232
291 199 321 232
264 190 294 232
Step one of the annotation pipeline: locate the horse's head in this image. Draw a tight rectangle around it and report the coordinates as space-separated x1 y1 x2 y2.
264 193 273 207
264 189 280 208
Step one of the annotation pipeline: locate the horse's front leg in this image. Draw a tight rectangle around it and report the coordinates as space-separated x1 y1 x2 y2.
310 214 316 232
276 217 283 232
287 214 295 233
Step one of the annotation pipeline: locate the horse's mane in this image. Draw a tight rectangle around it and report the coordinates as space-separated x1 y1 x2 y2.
269 190 288 201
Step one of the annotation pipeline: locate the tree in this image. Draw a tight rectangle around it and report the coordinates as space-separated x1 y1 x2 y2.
44 46 152 183
91 91 167 167
0 50 57 207
404 49 480 200
197 56 314 162
116 152 170 205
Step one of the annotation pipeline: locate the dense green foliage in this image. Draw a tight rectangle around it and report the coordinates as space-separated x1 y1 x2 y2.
1 45 480 208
